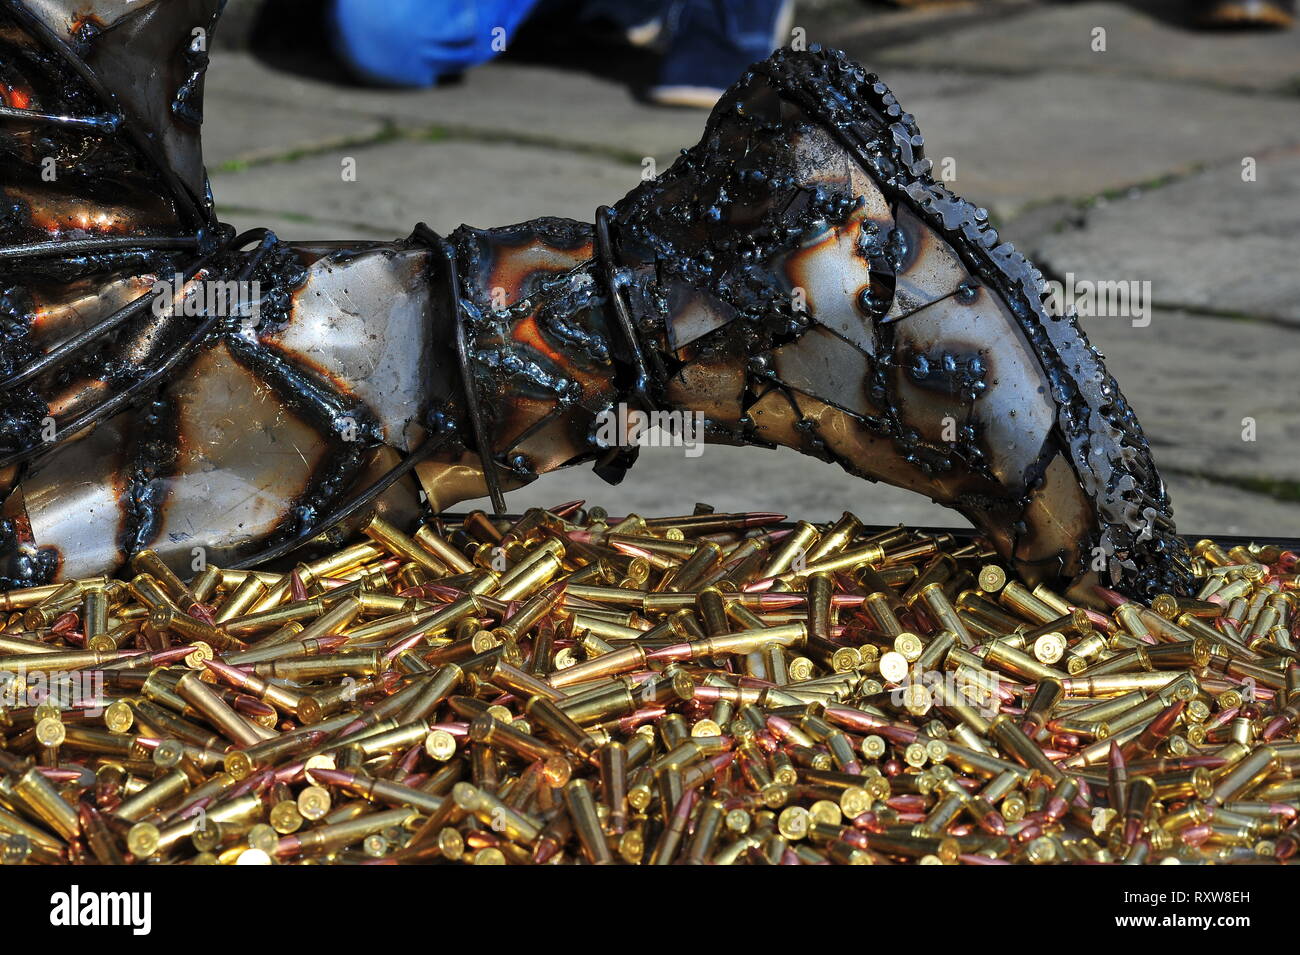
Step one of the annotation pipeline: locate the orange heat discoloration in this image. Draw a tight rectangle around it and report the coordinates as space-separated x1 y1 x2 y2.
69 13 106 36
21 197 136 236
509 322 613 407
27 274 156 334
32 208 129 235
781 210 874 319
486 239 592 311
7 184 179 237
508 312 565 368
488 308 617 451
45 379 110 419
1 84 31 109
255 336 360 406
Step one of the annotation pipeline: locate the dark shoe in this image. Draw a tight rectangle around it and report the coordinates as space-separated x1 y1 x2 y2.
649 0 795 107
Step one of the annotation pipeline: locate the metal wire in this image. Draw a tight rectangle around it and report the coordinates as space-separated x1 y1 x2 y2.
0 247 227 390
593 204 664 406
0 234 201 262
0 230 273 470
411 221 507 516
228 430 450 570
0 103 120 131
0 0 209 232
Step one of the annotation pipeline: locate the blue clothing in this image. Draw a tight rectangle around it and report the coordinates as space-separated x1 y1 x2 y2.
328 0 790 91
329 0 543 86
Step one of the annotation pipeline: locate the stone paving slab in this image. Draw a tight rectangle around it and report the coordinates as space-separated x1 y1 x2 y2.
1079 306 1300 487
206 51 704 170
879 71 1300 220
1031 148 1300 324
860 1 1300 93
206 48 1300 228
215 209 393 243
202 92 386 169
458 443 973 529
807 0 1033 43
212 138 642 238
1159 475 1300 539
206 51 979 170
452 443 1300 539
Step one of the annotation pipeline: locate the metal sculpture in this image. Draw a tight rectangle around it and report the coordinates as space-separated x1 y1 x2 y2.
0 0 1190 602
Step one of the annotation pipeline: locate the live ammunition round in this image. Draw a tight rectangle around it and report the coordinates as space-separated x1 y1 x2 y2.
0 512 1297 865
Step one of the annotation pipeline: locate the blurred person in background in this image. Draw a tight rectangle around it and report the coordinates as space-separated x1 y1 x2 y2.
328 0 794 106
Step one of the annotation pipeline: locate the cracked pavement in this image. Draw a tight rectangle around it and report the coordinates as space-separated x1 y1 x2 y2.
207 0 1300 537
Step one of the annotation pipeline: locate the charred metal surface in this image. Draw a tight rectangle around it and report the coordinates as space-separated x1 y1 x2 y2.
443 216 623 501
0 1 427 584
119 395 177 555
0 500 55 581
0 2 1189 599
609 48 1189 598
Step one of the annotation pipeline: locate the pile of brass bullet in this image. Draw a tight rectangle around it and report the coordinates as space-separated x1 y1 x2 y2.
0 505 1297 865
